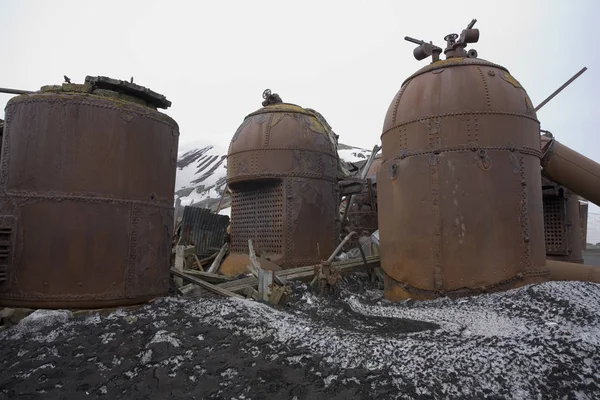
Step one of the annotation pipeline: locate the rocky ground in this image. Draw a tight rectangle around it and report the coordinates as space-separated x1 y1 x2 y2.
1 274 600 400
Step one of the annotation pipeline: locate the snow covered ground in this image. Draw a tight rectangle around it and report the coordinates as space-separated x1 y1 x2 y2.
1 275 599 399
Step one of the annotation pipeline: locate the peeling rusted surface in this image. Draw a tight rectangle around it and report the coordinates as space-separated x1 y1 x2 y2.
0 84 179 309
227 98 339 268
378 31 548 300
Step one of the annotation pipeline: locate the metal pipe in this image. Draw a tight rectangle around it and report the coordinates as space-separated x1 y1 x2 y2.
535 67 587 112
0 87 33 95
547 259 600 283
541 136 600 207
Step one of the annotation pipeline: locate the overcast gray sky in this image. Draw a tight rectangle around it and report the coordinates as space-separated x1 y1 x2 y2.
1 0 599 202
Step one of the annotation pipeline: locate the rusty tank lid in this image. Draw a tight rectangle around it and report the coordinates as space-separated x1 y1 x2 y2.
244 89 322 119
229 89 340 156
29 75 172 110
402 19 513 86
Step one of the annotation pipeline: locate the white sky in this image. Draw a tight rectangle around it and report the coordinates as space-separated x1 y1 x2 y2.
1 0 599 210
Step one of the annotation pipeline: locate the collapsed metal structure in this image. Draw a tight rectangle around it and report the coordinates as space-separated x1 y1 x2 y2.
0 77 179 309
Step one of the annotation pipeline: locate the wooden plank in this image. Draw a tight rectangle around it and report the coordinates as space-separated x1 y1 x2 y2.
170 268 245 299
206 243 228 274
257 269 273 301
217 256 380 293
174 245 185 287
182 270 233 283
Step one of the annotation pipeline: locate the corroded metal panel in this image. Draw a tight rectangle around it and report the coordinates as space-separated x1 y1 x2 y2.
180 206 230 257
227 101 339 268
0 83 178 309
580 201 588 248
378 56 548 300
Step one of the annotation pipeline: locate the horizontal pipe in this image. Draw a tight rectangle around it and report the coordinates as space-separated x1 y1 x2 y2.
547 259 600 283
0 87 33 95
541 136 600 207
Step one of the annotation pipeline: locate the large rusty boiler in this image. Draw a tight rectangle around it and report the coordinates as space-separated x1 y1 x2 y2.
0 76 179 309
377 20 549 300
225 90 339 270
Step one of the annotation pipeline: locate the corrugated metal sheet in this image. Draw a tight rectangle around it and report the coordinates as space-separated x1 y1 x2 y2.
180 206 230 256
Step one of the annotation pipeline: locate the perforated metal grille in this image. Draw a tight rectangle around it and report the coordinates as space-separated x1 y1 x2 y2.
0 227 11 286
230 181 284 254
543 195 567 254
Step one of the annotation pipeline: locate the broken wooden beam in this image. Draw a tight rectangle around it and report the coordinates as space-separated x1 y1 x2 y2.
174 245 185 287
217 255 380 294
206 243 228 274
170 268 244 299
181 270 233 284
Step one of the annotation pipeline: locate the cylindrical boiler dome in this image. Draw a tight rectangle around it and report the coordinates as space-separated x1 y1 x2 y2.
377 55 548 300
227 94 339 268
0 77 179 309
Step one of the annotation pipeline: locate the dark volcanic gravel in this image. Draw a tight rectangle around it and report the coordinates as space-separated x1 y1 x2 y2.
1 274 600 400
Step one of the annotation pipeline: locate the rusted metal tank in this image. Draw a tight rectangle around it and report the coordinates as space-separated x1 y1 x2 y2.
226 90 339 268
0 76 179 309
378 21 548 300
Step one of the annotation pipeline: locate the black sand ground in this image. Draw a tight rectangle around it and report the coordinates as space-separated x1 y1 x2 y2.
1 274 600 400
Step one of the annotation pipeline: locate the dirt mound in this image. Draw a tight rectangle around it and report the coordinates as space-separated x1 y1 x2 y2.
1 274 600 399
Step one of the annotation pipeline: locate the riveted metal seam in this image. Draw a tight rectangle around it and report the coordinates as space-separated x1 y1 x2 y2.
264 113 274 147
125 204 140 297
4 191 173 209
228 147 338 158
392 84 408 126
477 66 491 109
383 146 543 163
227 172 337 183
381 111 540 139
402 58 510 86
246 109 319 119
6 96 178 130
518 155 532 270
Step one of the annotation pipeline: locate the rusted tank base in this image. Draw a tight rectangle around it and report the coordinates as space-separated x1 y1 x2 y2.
383 270 550 302
547 259 600 283
0 294 164 310
547 255 584 264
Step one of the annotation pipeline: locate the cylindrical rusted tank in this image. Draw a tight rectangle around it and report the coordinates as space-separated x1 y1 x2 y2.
378 56 548 300
0 76 179 309
226 98 339 268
